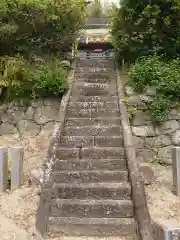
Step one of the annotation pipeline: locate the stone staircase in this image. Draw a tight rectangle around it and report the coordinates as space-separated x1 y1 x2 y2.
36 58 141 239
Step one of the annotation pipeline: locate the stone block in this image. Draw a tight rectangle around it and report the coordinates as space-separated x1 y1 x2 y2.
132 126 155 137
139 163 154 185
156 120 179 135
50 199 133 218
53 159 126 171
145 86 156 96
17 120 41 136
67 107 119 118
56 147 125 160
125 86 134 96
53 182 131 200
64 125 122 136
168 109 180 120
140 94 153 103
52 170 128 183
24 106 35 120
34 105 58 124
172 130 180 146
145 135 171 148
158 146 173 165
132 111 151 126
137 149 155 163
132 136 145 149
30 167 43 184
0 122 18 135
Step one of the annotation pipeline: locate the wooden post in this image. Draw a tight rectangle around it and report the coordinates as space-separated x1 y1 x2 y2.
10 146 24 190
172 147 180 196
0 147 8 192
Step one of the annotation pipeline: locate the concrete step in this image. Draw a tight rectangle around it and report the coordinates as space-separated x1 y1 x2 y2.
56 147 125 160
50 199 133 218
50 236 139 240
65 117 121 127
76 64 114 68
71 83 117 97
68 101 118 110
67 107 119 118
53 158 127 171
60 136 124 148
76 67 114 73
63 125 122 136
47 217 137 236
75 73 112 81
52 170 128 183
76 59 114 67
69 95 118 103
75 77 112 84
74 72 115 80
52 182 131 200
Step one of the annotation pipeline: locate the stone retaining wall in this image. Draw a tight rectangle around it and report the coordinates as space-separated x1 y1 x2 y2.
0 98 61 137
125 85 180 165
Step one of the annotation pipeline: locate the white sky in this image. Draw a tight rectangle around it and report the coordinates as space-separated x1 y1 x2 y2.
100 0 119 7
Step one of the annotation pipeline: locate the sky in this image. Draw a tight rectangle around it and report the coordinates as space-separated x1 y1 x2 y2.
100 0 119 7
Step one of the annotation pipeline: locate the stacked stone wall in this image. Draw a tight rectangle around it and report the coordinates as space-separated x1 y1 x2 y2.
0 98 60 137
125 86 180 165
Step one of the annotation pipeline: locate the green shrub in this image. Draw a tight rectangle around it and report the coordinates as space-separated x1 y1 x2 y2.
0 56 68 101
0 0 86 57
130 55 164 92
31 61 68 98
150 96 171 124
111 0 180 64
129 55 180 123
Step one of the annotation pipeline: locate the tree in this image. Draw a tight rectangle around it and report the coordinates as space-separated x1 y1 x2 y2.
0 0 86 57
111 0 180 63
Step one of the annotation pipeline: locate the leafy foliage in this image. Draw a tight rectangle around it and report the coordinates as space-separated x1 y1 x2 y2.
0 0 86 101
111 0 180 124
0 0 86 57
0 56 68 101
111 0 180 63
129 56 180 123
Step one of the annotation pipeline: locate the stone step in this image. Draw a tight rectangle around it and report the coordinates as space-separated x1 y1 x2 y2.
75 73 112 81
47 217 137 236
50 199 133 218
69 95 118 103
76 64 114 69
63 125 122 136
76 59 114 67
72 82 116 90
67 107 119 118
52 182 131 200
75 77 112 84
52 170 128 183
53 158 127 171
60 136 124 148
65 117 121 127
74 72 115 80
71 85 117 97
76 67 114 73
53 237 139 240
68 101 118 110
56 147 125 160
